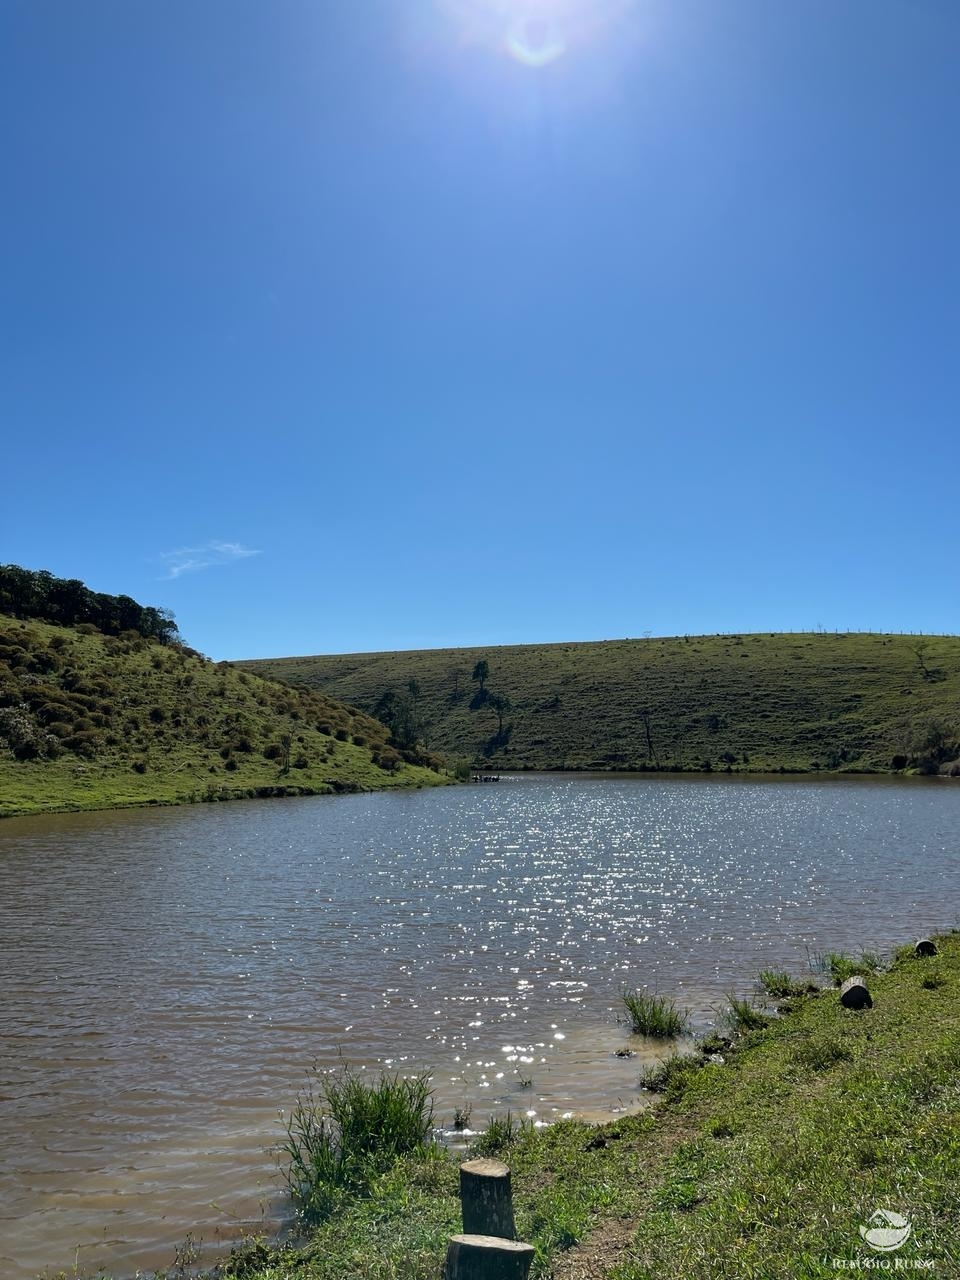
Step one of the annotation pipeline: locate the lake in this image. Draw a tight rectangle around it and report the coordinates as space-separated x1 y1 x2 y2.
1 774 957 1279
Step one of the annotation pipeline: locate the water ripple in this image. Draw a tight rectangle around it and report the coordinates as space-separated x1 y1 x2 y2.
1 776 957 1278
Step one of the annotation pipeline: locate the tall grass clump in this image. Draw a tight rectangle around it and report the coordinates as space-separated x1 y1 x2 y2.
621 988 690 1038
818 949 880 986
724 995 770 1034
639 1052 703 1102
757 969 811 999
281 1064 435 1223
470 1110 523 1157
824 951 858 985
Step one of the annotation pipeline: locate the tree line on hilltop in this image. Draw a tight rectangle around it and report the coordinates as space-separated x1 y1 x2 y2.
0 564 180 645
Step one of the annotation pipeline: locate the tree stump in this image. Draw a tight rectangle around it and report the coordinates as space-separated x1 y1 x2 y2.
839 975 872 1009
459 1158 517 1239
915 938 938 957
443 1234 535 1280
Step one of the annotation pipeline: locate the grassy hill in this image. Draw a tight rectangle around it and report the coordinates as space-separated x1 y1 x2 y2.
0 616 448 818
240 632 960 774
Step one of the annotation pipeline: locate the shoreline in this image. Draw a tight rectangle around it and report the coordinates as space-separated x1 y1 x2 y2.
4 761 955 822
39 930 958 1280
223 931 960 1279
0 762 451 821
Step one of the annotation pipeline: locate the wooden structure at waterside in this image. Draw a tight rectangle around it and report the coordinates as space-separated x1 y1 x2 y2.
444 1158 535 1280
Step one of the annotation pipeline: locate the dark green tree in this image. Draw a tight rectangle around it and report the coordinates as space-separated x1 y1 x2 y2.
372 689 419 749
488 694 511 737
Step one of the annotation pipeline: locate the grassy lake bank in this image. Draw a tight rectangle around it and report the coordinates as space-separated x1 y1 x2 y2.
67 931 959 1280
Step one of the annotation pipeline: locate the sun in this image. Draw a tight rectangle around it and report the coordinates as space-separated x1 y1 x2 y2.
438 0 636 69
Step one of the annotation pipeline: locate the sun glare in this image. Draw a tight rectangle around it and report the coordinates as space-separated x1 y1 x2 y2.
506 19 566 67
439 0 636 69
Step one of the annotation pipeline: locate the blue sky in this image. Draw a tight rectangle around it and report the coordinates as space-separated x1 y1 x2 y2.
2 0 957 660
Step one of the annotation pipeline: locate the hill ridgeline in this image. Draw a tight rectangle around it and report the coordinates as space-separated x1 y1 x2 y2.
241 632 960 776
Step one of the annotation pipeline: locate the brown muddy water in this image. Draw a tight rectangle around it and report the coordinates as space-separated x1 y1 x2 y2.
1 774 957 1278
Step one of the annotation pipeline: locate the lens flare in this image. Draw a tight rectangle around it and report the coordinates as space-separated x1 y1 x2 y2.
505 14 567 67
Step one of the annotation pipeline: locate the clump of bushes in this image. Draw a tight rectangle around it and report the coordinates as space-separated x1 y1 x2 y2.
373 748 402 773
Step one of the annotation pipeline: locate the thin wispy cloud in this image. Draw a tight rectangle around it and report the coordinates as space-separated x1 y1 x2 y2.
159 540 262 580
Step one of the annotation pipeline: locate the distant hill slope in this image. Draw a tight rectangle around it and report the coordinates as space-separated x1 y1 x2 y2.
240 633 960 775
0 615 447 818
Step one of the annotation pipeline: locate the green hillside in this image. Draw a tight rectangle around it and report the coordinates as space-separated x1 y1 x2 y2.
0 615 447 818
241 632 960 775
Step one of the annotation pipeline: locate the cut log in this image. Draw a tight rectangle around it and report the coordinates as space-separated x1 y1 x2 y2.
915 938 938 957
443 1234 535 1280
839 975 872 1009
459 1158 516 1239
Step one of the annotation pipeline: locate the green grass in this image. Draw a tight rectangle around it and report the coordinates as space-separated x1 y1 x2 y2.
0 616 449 817
621 988 690 1037
47 933 960 1280
724 995 771 1035
281 1065 436 1224
469 1110 536 1158
607 938 960 1278
757 969 818 1000
817 950 882 987
824 951 858 985
238 631 960 773
758 969 802 999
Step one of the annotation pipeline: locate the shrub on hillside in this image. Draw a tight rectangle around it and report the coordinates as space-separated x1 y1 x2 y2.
373 749 401 772
29 649 62 674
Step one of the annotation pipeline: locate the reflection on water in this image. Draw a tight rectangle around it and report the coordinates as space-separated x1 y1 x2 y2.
1 776 957 1278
